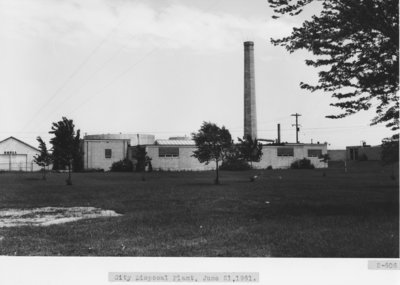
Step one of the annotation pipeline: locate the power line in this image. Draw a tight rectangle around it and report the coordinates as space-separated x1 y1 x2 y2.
25 0 224 130
35 33 141 128
67 0 223 117
18 0 133 133
68 47 160 116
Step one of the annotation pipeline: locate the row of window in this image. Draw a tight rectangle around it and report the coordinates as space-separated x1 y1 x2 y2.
103 148 323 159
159 147 179 157
3 151 17 155
277 148 322 157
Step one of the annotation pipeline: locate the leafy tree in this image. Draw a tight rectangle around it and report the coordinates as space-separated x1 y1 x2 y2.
220 145 251 171
237 135 263 168
33 136 52 180
131 145 152 172
268 0 399 132
49 117 82 185
192 122 232 184
381 135 399 165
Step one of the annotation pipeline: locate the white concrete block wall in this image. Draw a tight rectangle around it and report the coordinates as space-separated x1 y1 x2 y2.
83 140 128 171
147 144 328 171
0 137 41 171
253 144 328 169
147 146 215 171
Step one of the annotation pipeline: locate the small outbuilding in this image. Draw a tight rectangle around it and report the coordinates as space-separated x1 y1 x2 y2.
0 136 41 171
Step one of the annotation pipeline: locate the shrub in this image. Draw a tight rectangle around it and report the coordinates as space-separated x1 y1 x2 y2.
290 158 315 169
266 165 273 170
220 159 251 171
110 159 133 172
82 168 104 173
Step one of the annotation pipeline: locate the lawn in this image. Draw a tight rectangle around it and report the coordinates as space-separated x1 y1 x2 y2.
0 161 398 257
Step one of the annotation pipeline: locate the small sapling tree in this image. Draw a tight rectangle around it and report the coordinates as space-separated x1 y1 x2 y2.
192 122 232 184
33 136 52 180
49 117 82 185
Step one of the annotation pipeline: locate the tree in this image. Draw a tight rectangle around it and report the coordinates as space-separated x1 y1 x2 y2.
268 0 399 132
131 145 152 172
49 117 82 185
220 145 251 171
33 136 52 180
381 135 399 165
381 134 399 180
192 122 232 184
237 135 263 168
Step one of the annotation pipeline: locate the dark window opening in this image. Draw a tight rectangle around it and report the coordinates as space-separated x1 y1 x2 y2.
277 148 294 156
159 147 179 157
307 149 322 157
105 149 112 158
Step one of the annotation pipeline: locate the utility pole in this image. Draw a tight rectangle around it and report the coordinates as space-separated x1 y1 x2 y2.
291 113 301 143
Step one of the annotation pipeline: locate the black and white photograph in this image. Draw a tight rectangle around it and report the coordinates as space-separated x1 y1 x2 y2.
0 0 399 284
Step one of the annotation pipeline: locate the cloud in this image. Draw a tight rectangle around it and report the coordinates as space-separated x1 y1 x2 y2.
1 0 294 52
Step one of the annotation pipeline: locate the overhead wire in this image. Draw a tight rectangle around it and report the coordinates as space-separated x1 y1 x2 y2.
26 0 223 134
17 0 133 133
66 0 224 119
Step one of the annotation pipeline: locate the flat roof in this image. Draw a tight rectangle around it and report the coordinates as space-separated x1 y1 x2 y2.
155 139 195 146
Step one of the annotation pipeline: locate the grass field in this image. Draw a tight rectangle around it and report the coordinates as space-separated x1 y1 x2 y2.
0 161 398 257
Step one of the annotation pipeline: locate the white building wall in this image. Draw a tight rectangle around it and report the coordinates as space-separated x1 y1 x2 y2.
147 146 215 171
147 143 328 171
253 144 328 169
0 137 41 171
83 139 128 171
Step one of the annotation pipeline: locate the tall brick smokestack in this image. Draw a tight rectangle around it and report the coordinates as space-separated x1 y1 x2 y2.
244 41 257 139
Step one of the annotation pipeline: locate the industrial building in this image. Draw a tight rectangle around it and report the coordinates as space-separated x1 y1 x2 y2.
147 138 215 171
346 144 382 161
82 136 328 171
0 137 41 171
81 41 329 171
83 134 155 170
327 143 382 162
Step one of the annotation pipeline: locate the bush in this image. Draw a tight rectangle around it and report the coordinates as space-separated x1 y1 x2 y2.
82 168 104 173
110 159 133 172
266 165 273 170
290 158 315 169
220 159 251 171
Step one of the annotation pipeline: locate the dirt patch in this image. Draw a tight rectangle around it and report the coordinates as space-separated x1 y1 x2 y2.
0 207 122 227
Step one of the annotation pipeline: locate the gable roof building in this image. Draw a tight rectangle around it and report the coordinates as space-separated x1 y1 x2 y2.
0 136 41 171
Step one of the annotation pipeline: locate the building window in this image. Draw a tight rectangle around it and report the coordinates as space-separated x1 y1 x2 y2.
105 149 112 158
159 147 179 157
307 149 322 157
277 147 294 156
4 151 17 155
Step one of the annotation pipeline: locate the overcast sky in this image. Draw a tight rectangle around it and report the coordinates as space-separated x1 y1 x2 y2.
0 0 393 149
